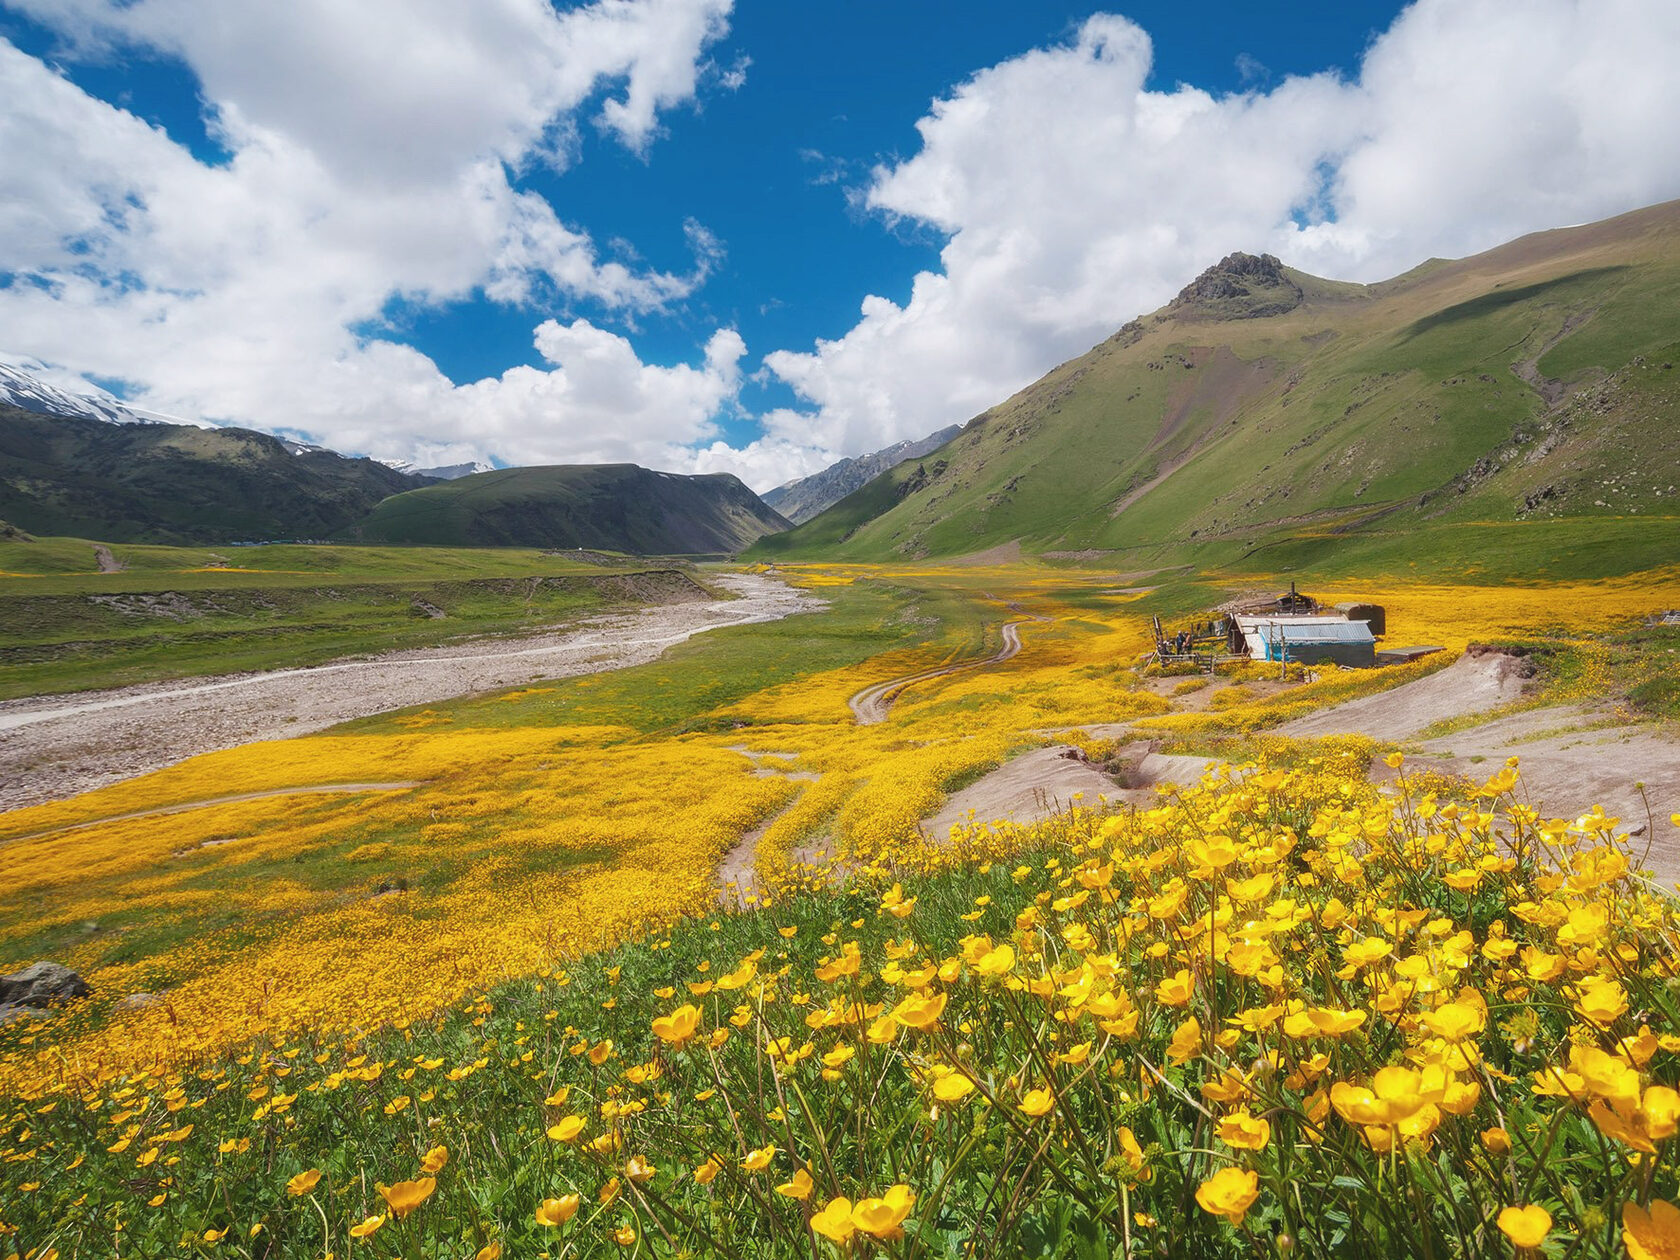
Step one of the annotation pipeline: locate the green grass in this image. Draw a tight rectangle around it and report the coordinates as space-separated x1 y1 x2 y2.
1217 516 1680 583
0 538 703 699
354 464 785 554
752 202 1680 579
344 578 996 738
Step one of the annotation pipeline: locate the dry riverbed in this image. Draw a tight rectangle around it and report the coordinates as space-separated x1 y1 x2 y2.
0 572 821 810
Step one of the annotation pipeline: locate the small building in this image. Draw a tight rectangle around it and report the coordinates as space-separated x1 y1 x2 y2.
1233 615 1377 668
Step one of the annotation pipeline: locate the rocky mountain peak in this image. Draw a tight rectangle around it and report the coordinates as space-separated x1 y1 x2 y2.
1170 252 1303 319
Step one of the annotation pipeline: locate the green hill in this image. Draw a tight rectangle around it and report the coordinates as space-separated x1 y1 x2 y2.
352 463 790 554
751 201 1680 569
0 408 425 544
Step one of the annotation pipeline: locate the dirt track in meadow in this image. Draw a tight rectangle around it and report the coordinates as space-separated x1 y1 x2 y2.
0 573 821 812
848 617 1039 724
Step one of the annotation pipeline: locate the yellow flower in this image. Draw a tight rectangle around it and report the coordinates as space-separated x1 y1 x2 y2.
625 1155 657 1185
975 943 1016 977
547 1115 586 1142
1419 1000 1485 1043
811 1197 856 1243
742 1143 777 1172
1330 1066 1436 1127
1119 1126 1151 1181
475 1244 502 1260
1155 969 1194 1007
880 884 916 918
693 1155 723 1184
287 1169 322 1196
1625 1199 1680 1260
534 1195 580 1227
1576 977 1630 1026
376 1177 436 1219
1166 1016 1202 1065
776 1168 814 1200
1282 1007 1367 1039
1195 1167 1259 1226
1497 1205 1551 1250
891 990 948 1031
715 960 758 990
202 1229 227 1243
1482 1126 1512 1155
588 1040 614 1066
851 1185 915 1239
867 1012 899 1043
419 1145 448 1174
651 1004 702 1048
348 1215 385 1240
1216 1109 1271 1151
1019 1088 1055 1118
933 1072 976 1103
613 1224 636 1246
543 1086 571 1106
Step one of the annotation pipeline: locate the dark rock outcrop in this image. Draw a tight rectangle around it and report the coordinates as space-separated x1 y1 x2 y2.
1171 252 1304 320
0 960 90 1007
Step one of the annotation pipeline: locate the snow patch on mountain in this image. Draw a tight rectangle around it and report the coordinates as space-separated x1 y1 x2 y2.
0 359 200 427
380 458 496 480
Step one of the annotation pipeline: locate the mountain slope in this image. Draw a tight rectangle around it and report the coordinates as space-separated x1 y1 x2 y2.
0 407 428 543
0 362 186 427
762 425 962 524
352 464 790 554
752 200 1680 565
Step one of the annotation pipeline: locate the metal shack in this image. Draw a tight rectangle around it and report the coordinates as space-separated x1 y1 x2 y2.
1233 614 1377 667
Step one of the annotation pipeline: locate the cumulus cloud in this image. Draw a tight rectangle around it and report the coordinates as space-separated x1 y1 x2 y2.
0 0 745 468
766 0 1680 464
5 0 1680 494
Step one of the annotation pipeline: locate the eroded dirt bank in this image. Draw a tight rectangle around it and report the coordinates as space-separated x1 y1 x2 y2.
0 573 820 811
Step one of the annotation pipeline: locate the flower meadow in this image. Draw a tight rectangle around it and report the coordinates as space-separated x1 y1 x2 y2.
1 563 1677 1257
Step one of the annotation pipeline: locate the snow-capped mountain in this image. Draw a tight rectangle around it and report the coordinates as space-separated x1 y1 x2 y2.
380 458 495 480
0 360 192 426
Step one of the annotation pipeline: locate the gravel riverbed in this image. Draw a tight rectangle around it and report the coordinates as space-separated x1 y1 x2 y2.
0 572 821 811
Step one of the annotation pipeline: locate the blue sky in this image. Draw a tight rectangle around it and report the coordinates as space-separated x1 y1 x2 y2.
2 1 1677 486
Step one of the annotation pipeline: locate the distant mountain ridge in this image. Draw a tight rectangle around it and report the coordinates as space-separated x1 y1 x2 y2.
0 405 428 543
1 362 491 481
353 464 790 554
382 459 495 480
762 425 963 524
0 362 188 427
751 199 1680 564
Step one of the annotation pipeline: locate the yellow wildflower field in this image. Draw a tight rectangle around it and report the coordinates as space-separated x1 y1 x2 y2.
0 561 1672 1105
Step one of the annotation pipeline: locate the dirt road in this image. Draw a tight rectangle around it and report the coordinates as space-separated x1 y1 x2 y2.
0 573 821 811
849 617 1038 724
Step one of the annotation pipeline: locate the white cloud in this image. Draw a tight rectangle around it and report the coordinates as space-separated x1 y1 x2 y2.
9 0 734 178
0 0 748 470
5 0 1680 497
765 0 1680 463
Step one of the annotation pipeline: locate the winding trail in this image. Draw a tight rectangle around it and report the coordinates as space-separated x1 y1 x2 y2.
0 572 822 811
848 616 1043 725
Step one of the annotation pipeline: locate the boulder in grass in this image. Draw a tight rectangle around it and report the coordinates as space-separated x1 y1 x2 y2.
0 961 90 1007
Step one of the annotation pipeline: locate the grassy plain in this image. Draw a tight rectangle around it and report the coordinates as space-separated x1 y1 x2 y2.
0 539 699 699
2 553 1679 1257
